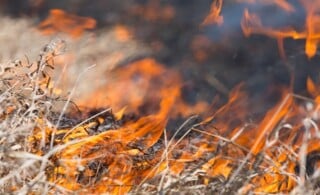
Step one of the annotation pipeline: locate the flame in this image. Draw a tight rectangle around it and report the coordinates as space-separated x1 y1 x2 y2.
202 156 232 179
76 58 209 119
21 2 320 194
27 61 320 193
114 25 133 42
49 115 168 193
76 58 178 112
240 0 320 58
202 0 224 26
29 81 179 193
38 9 96 38
203 0 320 58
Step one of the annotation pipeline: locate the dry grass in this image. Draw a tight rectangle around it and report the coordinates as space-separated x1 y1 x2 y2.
0 38 65 193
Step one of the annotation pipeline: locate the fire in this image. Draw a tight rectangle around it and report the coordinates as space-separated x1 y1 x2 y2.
204 0 320 58
28 55 211 193
28 74 320 193
38 9 96 38
23 41 317 193
75 58 179 112
42 114 169 193
202 0 224 26
76 58 209 118
3 1 320 194
241 0 320 58
114 25 133 42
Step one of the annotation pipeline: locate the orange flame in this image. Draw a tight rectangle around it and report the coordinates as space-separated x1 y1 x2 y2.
202 0 224 26
203 0 320 58
241 1 320 58
114 25 133 42
38 9 96 38
76 58 209 119
28 74 320 193
24 2 320 194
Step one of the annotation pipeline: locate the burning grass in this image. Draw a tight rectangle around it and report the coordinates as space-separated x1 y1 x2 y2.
2 2 320 194
1 39 320 194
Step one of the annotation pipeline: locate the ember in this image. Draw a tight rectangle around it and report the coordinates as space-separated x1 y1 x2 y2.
1 0 320 194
